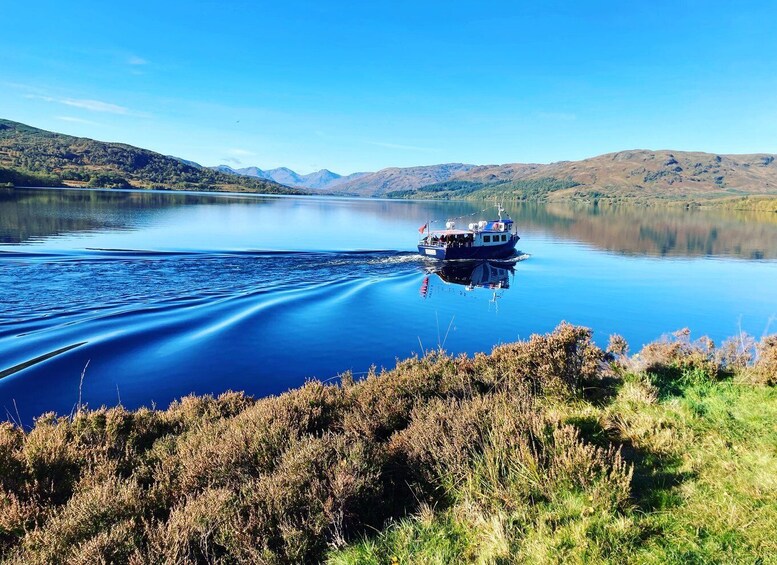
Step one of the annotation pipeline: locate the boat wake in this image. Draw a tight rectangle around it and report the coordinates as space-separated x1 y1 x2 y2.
0 246 532 423
0 248 438 420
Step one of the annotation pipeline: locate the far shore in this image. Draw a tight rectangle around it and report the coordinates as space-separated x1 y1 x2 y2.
7 183 777 211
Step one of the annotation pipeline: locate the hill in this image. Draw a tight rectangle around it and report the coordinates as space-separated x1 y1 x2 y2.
388 150 777 201
5 118 777 202
0 119 303 194
211 165 370 190
325 163 476 197
0 324 774 563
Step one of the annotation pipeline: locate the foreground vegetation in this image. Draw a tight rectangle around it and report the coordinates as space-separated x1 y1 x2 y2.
0 119 303 194
0 324 775 563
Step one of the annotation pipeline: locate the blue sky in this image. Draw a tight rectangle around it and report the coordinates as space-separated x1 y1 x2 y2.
2 1 776 174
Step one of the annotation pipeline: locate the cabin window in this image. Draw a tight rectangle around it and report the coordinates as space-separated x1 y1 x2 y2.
502 234 507 241
483 235 491 243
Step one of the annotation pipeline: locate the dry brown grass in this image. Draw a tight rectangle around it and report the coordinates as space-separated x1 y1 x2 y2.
753 335 777 385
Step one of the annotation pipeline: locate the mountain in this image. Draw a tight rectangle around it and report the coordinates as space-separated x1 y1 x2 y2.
389 150 777 201
167 156 203 169
4 117 776 202
211 164 238 175
211 165 370 190
324 163 476 197
299 169 342 189
0 119 303 195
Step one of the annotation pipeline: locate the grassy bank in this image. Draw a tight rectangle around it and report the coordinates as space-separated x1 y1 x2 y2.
1 325 775 563
697 195 777 213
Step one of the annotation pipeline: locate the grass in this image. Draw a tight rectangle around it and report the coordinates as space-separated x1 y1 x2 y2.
0 324 775 563
701 195 777 213
331 330 777 565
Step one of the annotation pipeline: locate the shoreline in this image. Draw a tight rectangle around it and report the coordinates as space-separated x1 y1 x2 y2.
8 184 777 212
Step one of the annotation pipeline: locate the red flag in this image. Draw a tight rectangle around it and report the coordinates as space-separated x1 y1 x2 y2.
418 223 428 234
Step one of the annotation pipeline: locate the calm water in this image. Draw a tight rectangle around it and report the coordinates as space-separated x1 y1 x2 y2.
2 187 777 422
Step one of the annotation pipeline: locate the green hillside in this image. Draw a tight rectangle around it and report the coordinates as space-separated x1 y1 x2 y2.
386 177 582 200
0 119 304 194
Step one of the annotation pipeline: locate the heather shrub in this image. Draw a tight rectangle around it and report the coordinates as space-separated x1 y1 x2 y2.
542 425 632 509
0 323 642 563
607 333 629 357
634 328 720 381
741 334 777 386
391 394 531 495
600 374 686 458
394 390 632 515
342 355 451 440
0 491 39 555
0 423 25 493
716 333 756 373
21 414 82 506
70 406 174 475
16 473 143 563
752 334 777 385
230 435 385 562
165 391 254 430
145 487 237 564
481 322 606 397
148 381 347 502
67 521 139 565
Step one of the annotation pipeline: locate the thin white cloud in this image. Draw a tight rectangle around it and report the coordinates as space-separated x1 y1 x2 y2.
61 98 130 114
365 140 437 152
56 116 102 126
25 93 149 117
127 55 148 65
4 82 47 94
222 157 243 165
24 94 56 103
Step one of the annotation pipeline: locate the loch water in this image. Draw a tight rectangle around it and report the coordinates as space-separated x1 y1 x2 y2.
2 187 777 422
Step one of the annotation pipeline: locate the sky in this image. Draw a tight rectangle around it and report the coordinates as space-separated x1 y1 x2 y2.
2 1 777 174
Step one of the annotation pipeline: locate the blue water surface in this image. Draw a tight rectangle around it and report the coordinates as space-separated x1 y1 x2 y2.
1 188 776 422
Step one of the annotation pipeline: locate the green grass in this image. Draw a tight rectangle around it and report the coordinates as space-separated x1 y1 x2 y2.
330 359 777 564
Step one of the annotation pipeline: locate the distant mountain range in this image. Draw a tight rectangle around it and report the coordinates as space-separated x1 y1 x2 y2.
3 118 777 202
211 163 477 195
324 163 476 197
211 165 369 190
213 152 777 201
377 150 777 201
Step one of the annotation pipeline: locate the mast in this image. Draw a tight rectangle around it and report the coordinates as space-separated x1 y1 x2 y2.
496 199 505 222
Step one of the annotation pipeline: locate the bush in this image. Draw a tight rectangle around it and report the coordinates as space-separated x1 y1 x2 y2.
633 328 720 381
753 335 777 385
482 322 606 397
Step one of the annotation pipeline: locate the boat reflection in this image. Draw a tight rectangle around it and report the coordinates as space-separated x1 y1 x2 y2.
435 260 513 290
419 260 515 307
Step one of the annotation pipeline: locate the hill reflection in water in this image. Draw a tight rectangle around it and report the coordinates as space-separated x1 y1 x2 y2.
507 202 777 260
2 188 776 259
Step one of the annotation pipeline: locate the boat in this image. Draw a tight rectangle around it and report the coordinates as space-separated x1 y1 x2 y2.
417 203 520 260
